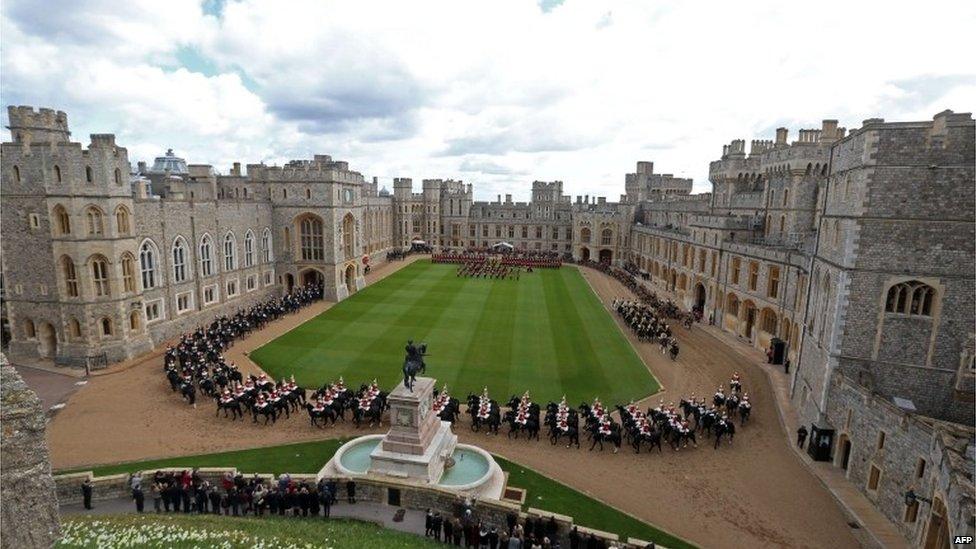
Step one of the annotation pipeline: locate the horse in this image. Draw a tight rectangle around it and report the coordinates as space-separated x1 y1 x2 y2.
635 428 663 454
588 423 622 453
547 423 580 448
305 404 336 428
353 398 384 428
402 344 427 391
504 411 540 440
166 368 181 392
738 402 752 425
179 381 196 406
215 397 242 420
252 402 277 425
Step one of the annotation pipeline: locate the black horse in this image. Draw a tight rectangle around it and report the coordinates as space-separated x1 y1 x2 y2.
402 343 427 392
305 403 337 427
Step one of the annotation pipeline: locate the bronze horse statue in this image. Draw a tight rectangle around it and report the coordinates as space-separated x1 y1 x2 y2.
402 341 427 391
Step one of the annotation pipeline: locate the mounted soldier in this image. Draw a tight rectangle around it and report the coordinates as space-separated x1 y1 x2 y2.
402 339 428 391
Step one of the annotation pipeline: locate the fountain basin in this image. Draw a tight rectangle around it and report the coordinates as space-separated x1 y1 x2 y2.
325 434 503 497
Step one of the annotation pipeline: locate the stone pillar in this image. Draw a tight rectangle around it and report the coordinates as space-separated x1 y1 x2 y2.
1 355 60 548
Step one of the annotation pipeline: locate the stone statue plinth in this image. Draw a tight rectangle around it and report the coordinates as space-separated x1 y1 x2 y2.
368 377 457 483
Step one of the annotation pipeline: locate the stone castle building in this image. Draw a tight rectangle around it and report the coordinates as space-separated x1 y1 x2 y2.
1 105 972 546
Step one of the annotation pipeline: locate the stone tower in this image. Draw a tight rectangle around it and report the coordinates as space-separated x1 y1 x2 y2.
2 107 152 363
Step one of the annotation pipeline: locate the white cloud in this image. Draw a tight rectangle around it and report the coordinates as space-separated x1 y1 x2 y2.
2 0 975 198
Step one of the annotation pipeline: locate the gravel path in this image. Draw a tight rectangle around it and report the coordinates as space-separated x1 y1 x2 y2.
47 260 859 549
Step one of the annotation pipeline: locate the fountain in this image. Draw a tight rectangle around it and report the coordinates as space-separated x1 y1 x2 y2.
321 376 504 498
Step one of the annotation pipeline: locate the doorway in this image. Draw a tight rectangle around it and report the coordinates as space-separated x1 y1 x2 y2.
580 247 590 261
37 322 58 358
300 268 324 288
598 249 613 264
695 283 706 310
345 264 357 295
837 436 852 471
285 273 295 293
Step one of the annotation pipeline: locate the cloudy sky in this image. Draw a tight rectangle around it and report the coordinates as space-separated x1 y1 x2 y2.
2 0 974 199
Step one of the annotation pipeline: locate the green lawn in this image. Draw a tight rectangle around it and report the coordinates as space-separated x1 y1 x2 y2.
60 439 693 548
58 514 435 548
251 261 658 404
64 439 348 477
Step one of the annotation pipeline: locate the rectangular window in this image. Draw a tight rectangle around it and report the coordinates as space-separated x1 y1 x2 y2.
226 280 238 297
203 285 217 305
246 275 256 291
748 262 759 291
145 300 163 323
264 272 273 286
731 257 741 285
867 465 881 491
877 431 886 450
176 292 193 314
29 213 40 229
904 500 919 523
768 266 781 298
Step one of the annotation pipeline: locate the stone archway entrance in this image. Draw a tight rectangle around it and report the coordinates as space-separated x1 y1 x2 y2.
285 273 295 293
580 247 590 261
300 268 324 288
695 282 706 310
345 264 357 295
599 249 613 264
37 322 57 359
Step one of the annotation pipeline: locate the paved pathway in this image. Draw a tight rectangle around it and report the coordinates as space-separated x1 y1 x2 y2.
61 497 430 538
12 364 85 413
638 278 909 549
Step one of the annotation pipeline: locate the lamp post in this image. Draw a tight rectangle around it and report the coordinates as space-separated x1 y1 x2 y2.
905 489 932 507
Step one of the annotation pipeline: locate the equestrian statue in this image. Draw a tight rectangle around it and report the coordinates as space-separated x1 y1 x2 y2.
402 340 428 392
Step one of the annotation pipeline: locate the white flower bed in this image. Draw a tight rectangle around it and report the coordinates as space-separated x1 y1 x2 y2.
57 519 328 549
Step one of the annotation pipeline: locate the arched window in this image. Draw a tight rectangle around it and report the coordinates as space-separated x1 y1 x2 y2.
783 188 789 206
833 220 840 246
199 234 214 276
779 215 786 233
61 256 79 297
885 281 935 316
90 255 110 297
341 214 355 258
13 165 20 183
139 240 159 289
86 206 104 235
121 253 136 292
115 205 131 235
85 166 93 183
299 216 324 261
817 273 831 340
262 228 273 263
172 237 189 283
601 229 613 246
101 317 113 337
68 318 82 339
53 205 71 235
580 228 591 243
223 232 237 271
114 168 122 186
244 230 255 268
54 165 62 183
726 294 739 316
129 311 141 332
